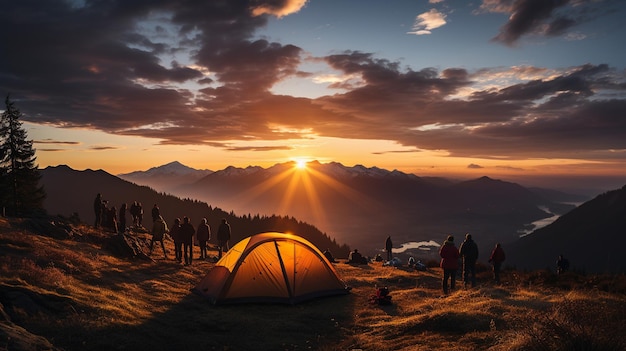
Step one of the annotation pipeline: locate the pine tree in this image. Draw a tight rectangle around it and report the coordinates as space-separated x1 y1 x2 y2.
0 95 46 216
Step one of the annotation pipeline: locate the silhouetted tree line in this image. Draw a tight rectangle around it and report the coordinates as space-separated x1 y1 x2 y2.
0 95 45 217
156 199 350 258
39 164 350 257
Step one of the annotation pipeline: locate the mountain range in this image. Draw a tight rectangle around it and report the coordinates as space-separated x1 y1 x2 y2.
118 161 213 192
153 161 584 254
40 161 626 272
40 165 349 257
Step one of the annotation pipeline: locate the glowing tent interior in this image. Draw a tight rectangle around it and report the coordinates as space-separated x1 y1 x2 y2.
192 232 350 304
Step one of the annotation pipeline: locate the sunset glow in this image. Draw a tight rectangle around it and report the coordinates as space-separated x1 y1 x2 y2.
2 0 625 193
295 159 308 170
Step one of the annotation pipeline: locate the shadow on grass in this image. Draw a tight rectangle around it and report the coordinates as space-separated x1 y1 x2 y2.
73 291 356 350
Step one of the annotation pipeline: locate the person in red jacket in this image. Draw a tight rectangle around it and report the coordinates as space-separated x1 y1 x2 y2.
489 243 506 284
439 235 460 295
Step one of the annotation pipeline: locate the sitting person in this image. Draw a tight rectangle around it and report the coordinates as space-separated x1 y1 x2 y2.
374 253 383 262
348 249 368 264
408 256 416 267
323 248 337 263
383 257 402 267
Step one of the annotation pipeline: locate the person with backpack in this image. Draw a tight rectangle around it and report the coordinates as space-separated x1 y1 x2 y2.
180 216 196 265
488 243 506 284
149 215 169 259
459 233 479 288
216 218 231 259
196 218 211 260
385 236 393 261
151 204 160 223
439 235 459 295
557 254 570 274
170 218 182 263
93 193 103 228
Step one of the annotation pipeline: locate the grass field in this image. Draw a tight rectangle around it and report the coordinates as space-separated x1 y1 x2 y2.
1 217 625 351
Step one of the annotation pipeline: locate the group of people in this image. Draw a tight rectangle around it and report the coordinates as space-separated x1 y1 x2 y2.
93 193 233 265
353 233 568 296
93 193 146 234
439 233 506 295
93 193 124 233
149 216 232 265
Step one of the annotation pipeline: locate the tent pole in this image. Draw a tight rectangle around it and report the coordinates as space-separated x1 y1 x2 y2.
274 241 294 301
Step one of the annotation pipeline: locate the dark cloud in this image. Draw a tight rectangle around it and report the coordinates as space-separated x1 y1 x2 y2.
1 0 625 166
468 164 484 169
495 166 525 171
491 0 571 45
34 140 80 145
310 56 626 160
372 150 421 155
90 146 119 151
226 145 293 151
487 0 615 46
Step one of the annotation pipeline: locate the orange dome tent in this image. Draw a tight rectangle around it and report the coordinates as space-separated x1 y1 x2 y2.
192 232 350 304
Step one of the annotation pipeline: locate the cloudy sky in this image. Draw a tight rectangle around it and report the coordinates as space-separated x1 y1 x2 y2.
1 0 625 190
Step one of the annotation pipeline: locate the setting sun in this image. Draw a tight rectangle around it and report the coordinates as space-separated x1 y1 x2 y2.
295 159 308 170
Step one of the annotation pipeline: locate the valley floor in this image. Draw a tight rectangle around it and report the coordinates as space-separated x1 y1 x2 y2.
1 218 625 351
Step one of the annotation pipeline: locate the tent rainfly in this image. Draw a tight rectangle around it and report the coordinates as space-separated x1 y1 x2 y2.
192 232 350 304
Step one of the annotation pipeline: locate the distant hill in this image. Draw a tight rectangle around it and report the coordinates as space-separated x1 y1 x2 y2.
507 184 626 273
165 161 579 257
40 165 349 257
118 161 213 193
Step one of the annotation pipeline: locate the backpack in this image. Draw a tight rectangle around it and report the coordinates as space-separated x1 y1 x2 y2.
370 286 392 305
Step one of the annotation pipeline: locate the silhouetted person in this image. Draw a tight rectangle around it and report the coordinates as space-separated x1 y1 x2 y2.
385 236 393 261
489 243 505 284
181 216 195 265
149 215 169 259
101 201 109 229
170 218 182 263
93 193 103 228
217 218 231 259
439 235 459 295
130 201 139 227
459 233 479 288
557 254 570 275
323 248 336 263
151 204 160 223
108 206 118 233
196 218 211 259
348 249 367 264
136 202 144 227
118 203 127 233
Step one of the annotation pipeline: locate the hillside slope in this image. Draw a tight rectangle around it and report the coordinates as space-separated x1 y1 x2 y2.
1 217 625 350
40 165 349 257
507 185 626 273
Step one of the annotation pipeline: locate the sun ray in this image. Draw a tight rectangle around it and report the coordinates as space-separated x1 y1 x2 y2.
219 161 387 238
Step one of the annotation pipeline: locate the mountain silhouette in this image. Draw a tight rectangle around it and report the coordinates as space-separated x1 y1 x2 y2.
131 160 578 258
40 165 348 257
507 184 626 273
118 161 212 192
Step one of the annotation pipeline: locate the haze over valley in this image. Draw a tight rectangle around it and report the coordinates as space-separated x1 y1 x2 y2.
43 159 619 273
